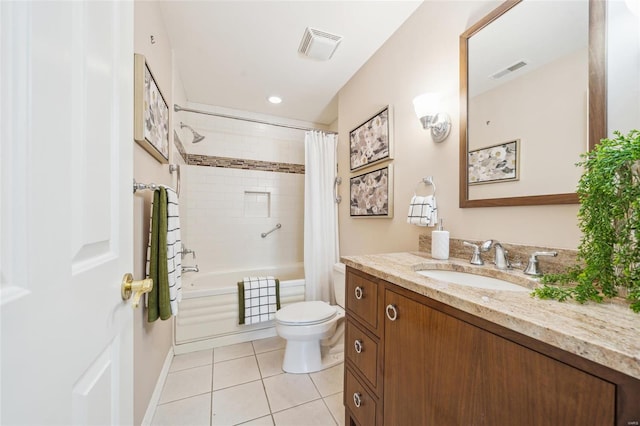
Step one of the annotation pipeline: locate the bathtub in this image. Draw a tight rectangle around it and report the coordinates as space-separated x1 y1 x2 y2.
174 264 305 351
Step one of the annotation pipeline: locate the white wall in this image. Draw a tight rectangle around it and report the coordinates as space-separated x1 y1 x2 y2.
177 105 310 273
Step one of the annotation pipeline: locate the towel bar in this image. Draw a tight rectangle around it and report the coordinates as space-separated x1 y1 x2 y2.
414 176 436 196
133 179 159 193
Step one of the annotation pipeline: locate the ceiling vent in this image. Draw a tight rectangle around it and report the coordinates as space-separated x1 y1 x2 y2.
490 60 528 79
298 27 343 61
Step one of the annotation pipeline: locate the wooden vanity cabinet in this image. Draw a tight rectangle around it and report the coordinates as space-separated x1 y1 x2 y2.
344 267 640 426
344 268 384 425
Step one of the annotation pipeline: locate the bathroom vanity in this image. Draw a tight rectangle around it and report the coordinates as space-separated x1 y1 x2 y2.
342 252 640 426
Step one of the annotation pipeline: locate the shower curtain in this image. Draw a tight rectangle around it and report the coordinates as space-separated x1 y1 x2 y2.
304 131 340 303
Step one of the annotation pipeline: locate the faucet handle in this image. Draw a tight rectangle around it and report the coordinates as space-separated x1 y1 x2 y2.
523 251 558 276
463 241 484 265
181 244 196 260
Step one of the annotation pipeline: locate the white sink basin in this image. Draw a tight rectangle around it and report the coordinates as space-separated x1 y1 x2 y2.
417 270 529 291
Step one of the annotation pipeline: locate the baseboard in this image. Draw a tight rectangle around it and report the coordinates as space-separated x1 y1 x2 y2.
141 346 174 426
173 327 277 355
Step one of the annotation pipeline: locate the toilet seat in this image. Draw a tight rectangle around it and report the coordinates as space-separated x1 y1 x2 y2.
275 301 337 326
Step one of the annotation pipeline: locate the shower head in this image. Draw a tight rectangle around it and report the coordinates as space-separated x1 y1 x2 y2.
180 122 205 143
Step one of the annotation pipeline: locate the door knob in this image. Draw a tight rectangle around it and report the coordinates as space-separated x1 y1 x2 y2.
121 273 153 308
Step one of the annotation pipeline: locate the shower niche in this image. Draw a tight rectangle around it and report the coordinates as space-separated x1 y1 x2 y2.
244 191 271 218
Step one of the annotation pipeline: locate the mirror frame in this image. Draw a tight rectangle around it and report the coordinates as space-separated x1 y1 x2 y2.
459 0 606 208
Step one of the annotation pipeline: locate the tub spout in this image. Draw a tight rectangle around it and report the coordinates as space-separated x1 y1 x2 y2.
182 265 199 273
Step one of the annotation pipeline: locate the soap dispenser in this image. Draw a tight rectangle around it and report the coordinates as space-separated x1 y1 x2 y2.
431 219 450 260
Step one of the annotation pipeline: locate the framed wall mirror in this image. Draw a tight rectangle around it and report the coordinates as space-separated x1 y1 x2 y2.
459 0 606 207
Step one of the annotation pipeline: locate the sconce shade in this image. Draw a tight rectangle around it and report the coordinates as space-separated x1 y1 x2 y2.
413 92 451 143
413 93 440 119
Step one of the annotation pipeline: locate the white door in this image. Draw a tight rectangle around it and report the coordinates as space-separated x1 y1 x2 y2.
1 1 134 425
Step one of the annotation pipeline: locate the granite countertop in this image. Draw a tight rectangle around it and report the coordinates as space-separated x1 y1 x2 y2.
341 252 640 381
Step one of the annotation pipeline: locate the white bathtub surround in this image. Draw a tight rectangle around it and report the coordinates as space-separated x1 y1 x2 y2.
304 131 340 303
180 164 304 274
175 265 305 352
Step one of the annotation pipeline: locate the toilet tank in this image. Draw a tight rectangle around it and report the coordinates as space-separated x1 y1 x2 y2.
333 262 346 307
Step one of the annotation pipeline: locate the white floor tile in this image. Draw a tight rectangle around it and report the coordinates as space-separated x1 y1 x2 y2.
170 349 214 373
159 365 213 404
263 373 321 413
272 399 337 426
154 339 345 426
252 336 286 354
309 364 344 397
212 380 270 426
323 392 345 426
237 415 274 425
151 393 211 426
214 342 255 363
213 355 261 390
256 349 285 378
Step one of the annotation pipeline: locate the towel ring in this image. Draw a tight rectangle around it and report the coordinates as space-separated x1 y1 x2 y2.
414 176 436 197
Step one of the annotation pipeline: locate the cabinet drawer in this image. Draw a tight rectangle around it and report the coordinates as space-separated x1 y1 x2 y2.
346 269 378 330
345 368 377 426
345 321 378 390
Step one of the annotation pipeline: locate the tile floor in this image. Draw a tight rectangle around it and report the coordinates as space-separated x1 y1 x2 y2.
151 336 345 426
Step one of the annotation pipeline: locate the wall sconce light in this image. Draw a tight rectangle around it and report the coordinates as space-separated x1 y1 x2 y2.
412 92 451 143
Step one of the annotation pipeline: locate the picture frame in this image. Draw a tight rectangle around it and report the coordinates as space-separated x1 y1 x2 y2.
134 54 169 164
349 106 393 171
468 139 520 185
350 165 394 218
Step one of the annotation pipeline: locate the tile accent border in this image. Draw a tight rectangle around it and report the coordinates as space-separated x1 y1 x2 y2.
419 234 578 275
185 154 305 174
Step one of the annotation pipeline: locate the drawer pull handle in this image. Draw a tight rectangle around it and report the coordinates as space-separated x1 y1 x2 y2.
354 286 363 300
354 339 363 354
386 304 398 321
353 392 362 408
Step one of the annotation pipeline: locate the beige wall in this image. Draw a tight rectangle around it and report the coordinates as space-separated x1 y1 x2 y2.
133 1 184 424
337 0 637 256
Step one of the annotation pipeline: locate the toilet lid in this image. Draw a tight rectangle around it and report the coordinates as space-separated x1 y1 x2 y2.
275 301 337 325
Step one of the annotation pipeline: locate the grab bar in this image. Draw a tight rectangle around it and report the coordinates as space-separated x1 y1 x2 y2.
334 176 342 204
169 164 180 196
261 223 282 238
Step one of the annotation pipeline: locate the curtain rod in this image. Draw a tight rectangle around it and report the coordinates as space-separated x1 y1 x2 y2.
173 104 337 135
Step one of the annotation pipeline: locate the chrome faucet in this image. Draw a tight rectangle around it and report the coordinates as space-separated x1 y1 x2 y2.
523 251 558 276
463 241 484 265
182 245 196 260
482 240 510 270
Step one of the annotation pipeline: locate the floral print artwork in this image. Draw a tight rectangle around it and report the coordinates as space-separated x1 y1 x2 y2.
143 64 169 161
350 166 391 217
468 140 519 185
350 108 391 171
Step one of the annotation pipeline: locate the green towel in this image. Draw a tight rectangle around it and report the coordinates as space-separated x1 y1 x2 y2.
148 187 172 322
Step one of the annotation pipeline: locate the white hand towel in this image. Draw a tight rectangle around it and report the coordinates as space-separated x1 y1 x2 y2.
241 276 279 325
164 186 182 316
407 195 437 227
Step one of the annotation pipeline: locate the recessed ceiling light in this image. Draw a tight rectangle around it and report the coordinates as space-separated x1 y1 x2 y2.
268 96 282 104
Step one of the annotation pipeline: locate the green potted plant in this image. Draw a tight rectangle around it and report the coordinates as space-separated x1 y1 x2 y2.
533 130 640 312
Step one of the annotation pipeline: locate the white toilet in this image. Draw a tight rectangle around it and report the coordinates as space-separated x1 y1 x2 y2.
275 263 346 374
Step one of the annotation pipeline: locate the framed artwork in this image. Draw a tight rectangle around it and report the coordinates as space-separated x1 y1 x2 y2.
134 54 169 164
468 139 520 185
350 165 394 218
349 106 393 171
